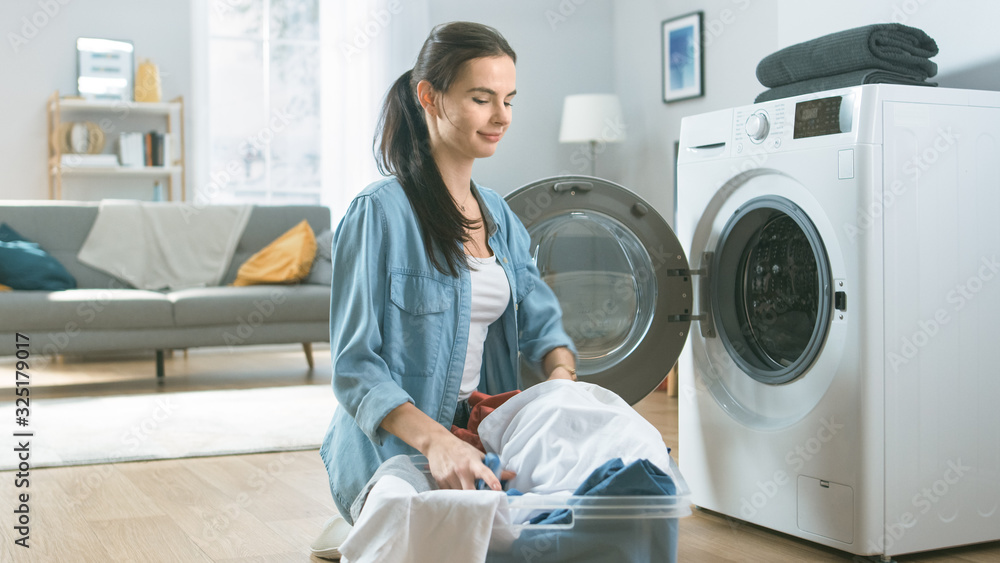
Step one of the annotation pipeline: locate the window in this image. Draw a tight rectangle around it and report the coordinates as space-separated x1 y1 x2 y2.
206 0 321 204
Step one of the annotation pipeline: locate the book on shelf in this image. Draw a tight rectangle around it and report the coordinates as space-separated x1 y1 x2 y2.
117 131 172 168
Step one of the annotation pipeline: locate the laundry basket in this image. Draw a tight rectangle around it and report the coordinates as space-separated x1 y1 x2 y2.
413 455 692 563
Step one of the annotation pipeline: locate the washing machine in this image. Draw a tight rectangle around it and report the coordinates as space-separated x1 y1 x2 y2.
675 84 1000 559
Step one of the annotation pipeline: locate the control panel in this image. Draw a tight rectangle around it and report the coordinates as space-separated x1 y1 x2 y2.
732 92 855 154
733 103 787 153
794 95 848 139
745 111 770 143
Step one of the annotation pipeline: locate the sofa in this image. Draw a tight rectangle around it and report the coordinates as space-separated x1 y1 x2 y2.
0 201 331 380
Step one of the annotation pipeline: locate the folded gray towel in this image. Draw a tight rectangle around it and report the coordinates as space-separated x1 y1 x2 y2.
757 24 939 88
754 69 937 103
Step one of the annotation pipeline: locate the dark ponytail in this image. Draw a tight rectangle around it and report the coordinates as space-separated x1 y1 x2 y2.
375 22 516 277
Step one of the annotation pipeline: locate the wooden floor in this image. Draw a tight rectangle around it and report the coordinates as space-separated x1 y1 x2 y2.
2 346 998 562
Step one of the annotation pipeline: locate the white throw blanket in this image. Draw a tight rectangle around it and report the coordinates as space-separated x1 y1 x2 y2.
77 200 252 290
478 380 673 495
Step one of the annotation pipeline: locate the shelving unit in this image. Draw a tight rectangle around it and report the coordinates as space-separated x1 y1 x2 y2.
46 90 185 201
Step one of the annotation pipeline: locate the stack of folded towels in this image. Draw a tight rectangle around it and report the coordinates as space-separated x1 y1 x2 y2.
755 23 939 103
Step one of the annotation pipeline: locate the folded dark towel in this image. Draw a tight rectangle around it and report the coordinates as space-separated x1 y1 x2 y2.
754 69 938 103
757 23 939 88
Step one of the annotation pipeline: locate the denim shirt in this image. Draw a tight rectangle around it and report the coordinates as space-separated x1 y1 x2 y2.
320 177 576 521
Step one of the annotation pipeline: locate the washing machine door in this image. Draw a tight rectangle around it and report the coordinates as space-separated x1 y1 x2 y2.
686 172 843 429
710 195 833 385
505 176 693 405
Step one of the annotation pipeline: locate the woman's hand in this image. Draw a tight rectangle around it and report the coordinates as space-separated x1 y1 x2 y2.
380 402 514 491
546 364 575 381
543 346 577 381
425 432 511 491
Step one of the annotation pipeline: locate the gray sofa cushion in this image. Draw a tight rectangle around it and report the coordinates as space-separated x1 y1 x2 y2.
169 284 331 327
0 289 174 331
305 229 334 286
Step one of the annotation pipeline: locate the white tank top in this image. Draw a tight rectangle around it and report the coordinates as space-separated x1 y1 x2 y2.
460 254 511 400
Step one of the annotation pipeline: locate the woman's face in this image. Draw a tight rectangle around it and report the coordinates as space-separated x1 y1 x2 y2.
422 55 516 163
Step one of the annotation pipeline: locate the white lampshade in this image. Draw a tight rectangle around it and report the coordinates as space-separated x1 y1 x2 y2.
558 94 626 144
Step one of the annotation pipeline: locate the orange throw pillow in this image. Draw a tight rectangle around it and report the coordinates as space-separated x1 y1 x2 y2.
232 220 317 286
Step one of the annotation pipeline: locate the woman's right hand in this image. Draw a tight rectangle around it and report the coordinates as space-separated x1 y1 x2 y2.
380 402 514 491
425 432 509 491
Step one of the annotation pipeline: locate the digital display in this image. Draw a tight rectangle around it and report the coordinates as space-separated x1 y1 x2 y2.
794 96 842 139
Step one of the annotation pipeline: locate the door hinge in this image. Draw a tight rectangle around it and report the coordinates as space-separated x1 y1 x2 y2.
665 252 715 338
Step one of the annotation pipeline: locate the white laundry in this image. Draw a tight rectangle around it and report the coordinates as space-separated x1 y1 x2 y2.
478 379 673 495
342 381 673 560
340 475 512 563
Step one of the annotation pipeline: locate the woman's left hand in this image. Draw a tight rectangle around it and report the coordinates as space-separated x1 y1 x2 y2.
542 346 577 381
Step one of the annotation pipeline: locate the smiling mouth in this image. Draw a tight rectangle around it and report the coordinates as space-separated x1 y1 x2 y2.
479 132 503 141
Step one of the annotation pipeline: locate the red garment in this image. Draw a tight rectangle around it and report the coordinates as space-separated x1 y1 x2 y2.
451 390 520 452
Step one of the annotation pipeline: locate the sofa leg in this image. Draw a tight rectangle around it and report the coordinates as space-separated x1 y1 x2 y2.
156 350 165 384
302 342 314 370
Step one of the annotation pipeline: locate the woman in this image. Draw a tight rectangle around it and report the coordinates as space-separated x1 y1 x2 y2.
313 21 577 558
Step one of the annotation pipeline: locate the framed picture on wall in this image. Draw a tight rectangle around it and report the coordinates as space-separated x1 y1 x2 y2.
661 12 704 103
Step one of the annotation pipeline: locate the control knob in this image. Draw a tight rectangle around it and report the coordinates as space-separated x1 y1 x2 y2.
745 111 770 143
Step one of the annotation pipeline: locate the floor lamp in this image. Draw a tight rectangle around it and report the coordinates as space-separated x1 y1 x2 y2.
558 94 626 177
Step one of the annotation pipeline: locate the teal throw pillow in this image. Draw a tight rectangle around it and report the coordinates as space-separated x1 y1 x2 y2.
0 223 77 290
0 222 24 242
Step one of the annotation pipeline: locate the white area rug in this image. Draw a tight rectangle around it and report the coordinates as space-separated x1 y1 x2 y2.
1 385 337 470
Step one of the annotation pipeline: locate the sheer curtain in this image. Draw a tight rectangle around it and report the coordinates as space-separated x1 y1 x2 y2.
191 0 428 219
320 0 429 223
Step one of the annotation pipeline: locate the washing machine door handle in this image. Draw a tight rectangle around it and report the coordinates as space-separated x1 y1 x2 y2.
668 251 716 339
552 180 593 194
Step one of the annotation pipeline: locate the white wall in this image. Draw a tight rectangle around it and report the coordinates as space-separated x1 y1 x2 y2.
427 0 617 195
4 1 998 207
0 0 192 201
613 0 1000 226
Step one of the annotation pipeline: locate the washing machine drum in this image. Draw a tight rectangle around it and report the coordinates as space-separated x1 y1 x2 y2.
505 176 693 405
710 195 833 385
